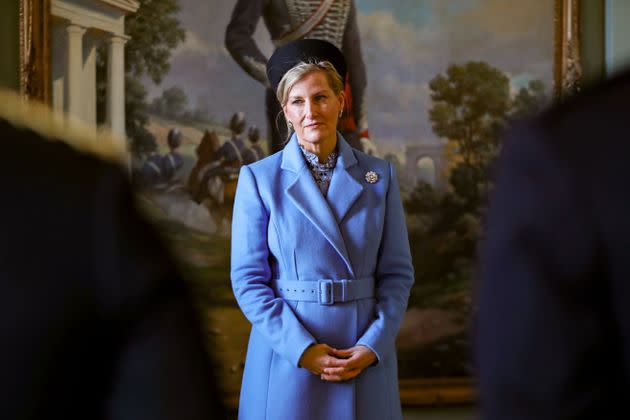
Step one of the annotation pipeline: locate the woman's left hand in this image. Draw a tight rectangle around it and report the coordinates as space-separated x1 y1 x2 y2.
320 345 377 382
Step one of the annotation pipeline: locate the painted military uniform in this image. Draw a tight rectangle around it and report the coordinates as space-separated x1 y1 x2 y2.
243 144 265 165
162 151 183 181
215 135 246 176
139 152 167 189
225 0 369 153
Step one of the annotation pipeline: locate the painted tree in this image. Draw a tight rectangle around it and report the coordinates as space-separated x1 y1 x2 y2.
125 77 155 158
405 61 547 308
510 79 548 120
427 62 546 211
160 86 188 119
428 61 510 170
124 0 185 84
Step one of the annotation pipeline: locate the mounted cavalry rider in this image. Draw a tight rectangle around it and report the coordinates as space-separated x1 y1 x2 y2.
242 125 265 165
198 112 248 204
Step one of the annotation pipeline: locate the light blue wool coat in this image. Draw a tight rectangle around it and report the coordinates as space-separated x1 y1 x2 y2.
230 133 414 420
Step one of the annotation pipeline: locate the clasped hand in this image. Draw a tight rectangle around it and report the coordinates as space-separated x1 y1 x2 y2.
298 343 376 382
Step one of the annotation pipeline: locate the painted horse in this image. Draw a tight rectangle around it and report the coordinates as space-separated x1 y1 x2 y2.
187 130 239 232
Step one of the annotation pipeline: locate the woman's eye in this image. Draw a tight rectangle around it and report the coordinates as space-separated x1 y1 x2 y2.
291 99 303 105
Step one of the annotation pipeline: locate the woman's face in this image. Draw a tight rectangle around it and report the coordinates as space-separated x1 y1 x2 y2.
283 70 344 149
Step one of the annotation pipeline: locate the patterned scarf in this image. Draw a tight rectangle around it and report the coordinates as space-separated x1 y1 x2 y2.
299 145 338 197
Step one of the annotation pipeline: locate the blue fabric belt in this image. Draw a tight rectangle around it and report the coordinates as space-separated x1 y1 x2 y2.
272 277 375 305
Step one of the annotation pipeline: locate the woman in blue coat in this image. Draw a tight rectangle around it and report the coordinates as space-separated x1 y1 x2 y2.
231 39 414 420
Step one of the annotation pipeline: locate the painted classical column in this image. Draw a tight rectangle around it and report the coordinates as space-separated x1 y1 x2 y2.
66 24 85 120
82 32 97 126
51 24 67 118
106 34 128 141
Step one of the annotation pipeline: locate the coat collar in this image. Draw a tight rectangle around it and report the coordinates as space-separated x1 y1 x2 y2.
280 131 357 172
282 133 363 277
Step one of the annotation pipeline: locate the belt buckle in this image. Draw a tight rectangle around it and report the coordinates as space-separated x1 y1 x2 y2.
318 279 334 305
339 279 348 302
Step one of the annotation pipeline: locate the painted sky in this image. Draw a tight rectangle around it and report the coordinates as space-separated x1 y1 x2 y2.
145 0 554 156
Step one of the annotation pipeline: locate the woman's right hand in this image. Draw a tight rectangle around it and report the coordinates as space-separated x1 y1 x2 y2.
298 344 342 375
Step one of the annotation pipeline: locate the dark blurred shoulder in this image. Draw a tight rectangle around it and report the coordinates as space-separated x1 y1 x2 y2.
1 117 127 192
500 69 630 167
538 69 630 133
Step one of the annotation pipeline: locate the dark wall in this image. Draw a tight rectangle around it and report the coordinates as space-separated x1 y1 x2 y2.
580 0 605 88
0 1 20 91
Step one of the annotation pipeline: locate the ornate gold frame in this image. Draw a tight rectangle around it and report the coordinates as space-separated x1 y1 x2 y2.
555 0 581 99
19 0 51 104
399 377 475 407
19 0 583 408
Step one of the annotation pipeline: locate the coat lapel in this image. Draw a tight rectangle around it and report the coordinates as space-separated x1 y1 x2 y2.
326 136 364 225
282 134 355 276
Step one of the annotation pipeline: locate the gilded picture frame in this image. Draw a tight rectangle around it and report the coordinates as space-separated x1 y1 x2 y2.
19 0 51 104
24 0 583 408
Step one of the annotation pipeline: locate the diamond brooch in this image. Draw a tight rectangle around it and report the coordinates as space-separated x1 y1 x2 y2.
365 171 378 184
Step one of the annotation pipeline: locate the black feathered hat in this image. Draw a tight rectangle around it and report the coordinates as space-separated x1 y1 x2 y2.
229 112 246 134
248 125 260 143
167 128 182 149
266 39 347 94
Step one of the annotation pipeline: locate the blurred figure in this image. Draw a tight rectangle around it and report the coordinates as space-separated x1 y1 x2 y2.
475 71 630 419
242 125 265 164
0 93 225 420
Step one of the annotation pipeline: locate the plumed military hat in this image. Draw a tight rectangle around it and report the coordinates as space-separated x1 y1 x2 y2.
248 125 260 143
229 112 246 134
266 39 347 93
167 127 182 148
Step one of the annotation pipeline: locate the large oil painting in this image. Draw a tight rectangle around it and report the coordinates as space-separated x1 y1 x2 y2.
28 0 581 409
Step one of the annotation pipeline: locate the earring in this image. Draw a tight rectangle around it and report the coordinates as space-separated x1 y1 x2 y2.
339 110 343 118
287 121 293 130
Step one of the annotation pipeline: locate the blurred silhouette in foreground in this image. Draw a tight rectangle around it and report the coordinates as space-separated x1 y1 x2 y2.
476 70 630 419
0 90 225 420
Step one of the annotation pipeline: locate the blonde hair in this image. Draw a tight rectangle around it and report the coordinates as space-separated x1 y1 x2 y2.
275 60 344 140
